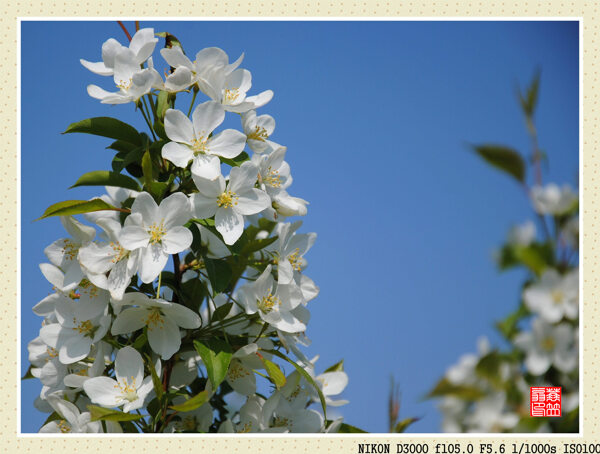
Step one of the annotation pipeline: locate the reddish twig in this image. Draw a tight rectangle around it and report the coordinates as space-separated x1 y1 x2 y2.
117 21 132 42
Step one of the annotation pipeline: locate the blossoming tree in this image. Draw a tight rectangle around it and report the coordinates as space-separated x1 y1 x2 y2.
24 22 352 434
429 72 579 433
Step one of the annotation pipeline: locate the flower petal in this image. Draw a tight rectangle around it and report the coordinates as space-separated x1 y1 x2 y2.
159 192 191 229
162 141 193 168
215 208 244 245
192 101 225 137
165 108 194 145
235 189 271 216
163 303 201 329
115 346 144 386
162 226 193 254
139 244 169 283
119 226 150 251
148 316 181 359
207 129 247 159
111 307 148 335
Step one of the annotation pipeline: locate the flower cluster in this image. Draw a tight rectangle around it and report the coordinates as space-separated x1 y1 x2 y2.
430 75 579 433
25 26 348 434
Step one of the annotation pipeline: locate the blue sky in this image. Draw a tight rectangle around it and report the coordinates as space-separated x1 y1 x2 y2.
20 20 579 433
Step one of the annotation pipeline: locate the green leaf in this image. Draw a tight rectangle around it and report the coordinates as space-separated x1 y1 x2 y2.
261 358 286 389
220 152 250 168
426 377 484 401
268 349 327 421
63 117 142 145
193 339 233 390
518 68 541 118
472 144 526 183
337 422 368 433
475 351 502 386
142 150 153 186
112 147 144 173
393 417 419 433
87 405 145 422
498 242 553 276
241 236 278 255
496 304 530 340
107 140 138 154
169 390 210 412
145 354 164 402
132 332 147 350
70 170 141 192
37 199 121 220
21 365 35 380
324 359 344 373
211 302 233 322
156 91 171 120
204 258 232 294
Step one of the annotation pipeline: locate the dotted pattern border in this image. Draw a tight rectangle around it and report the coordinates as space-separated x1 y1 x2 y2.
6 1 596 451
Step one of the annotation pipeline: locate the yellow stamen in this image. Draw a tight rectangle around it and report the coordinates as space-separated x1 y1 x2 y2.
110 242 128 263
247 125 269 142
148 220 167 245
58 420 71 433
541 336 556 351
257 292 281 314
191 136 209 156
227 360 250 380
114 376 138 402
72 319 94 337
551 290 565 304
263 167 282 188
46 347 58 358
145 308 165 330
217 190 239 208
287 248 302 272
61 239 78 261
224 88 239 103
116 78 132 90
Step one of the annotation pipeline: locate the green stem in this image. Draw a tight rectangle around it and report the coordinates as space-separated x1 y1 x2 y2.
140 97 157 141
187 89 198 117
156 272 162 299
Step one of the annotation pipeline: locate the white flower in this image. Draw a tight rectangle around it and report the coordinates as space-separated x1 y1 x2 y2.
190 162 270 245
160 46 244 93
84 186 138 224
110 292 201 359
266 390 324 433
79 217 142 300
199 64 273 113
531 183 577 215
162 101 246 180
464 392 519 433
523 269 578 323
119 192 193 283
514 318 577 375
271 191 309 218
39 394 102 433
63 343 108 390
80 28 157 76
507 220 536 246
39 292 110 364
238 265 305 333
44 216 96 291
446 337 490 386
166 394 213 433
242 110 278 154
83 346 154 412
87 48 155 104
252 146 293 196
267 221 315 285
